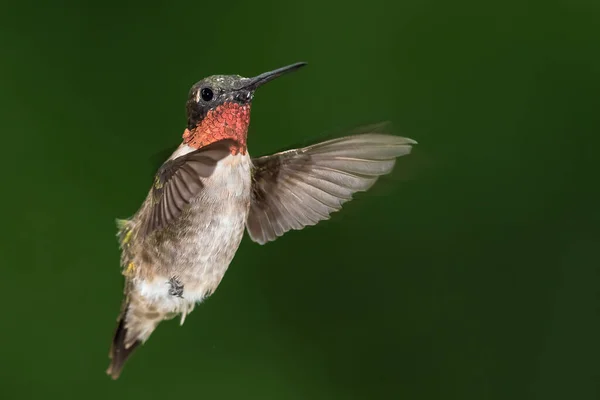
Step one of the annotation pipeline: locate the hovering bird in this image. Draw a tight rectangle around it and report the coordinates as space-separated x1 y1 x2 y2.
107 62 416 379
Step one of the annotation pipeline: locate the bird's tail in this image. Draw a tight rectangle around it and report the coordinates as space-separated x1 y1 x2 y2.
106 306 141 380
106 293 163 380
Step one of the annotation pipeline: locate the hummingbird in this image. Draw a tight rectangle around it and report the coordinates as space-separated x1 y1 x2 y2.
107 62 416 379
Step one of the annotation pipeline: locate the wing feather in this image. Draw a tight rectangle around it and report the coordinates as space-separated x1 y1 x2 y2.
140 139 235 237
246 133 416 244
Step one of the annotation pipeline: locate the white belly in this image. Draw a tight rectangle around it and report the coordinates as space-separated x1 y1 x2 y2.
135 152 252 315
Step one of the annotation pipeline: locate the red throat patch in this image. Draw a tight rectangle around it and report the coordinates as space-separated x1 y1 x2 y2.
182 102 251 154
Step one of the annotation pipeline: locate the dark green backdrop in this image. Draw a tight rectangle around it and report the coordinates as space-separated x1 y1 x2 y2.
1 0 599 399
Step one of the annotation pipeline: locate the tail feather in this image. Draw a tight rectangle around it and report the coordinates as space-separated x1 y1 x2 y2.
106 310 141 380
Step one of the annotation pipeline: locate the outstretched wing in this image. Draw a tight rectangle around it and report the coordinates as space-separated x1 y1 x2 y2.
246 133 416 244
141 139 235 237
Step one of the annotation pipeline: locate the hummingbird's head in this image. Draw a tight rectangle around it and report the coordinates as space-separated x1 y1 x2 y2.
183 62 307 154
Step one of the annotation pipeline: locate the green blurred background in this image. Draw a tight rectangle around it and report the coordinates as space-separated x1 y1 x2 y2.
1 0 599 399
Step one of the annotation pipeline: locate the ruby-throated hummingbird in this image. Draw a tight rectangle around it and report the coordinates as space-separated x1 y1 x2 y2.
107 62 416 379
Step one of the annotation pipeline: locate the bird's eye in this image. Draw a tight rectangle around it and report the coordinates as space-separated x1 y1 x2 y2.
200 87 214 102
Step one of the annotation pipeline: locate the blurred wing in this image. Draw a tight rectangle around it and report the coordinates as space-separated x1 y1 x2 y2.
246 133 416 244
141 139 235 237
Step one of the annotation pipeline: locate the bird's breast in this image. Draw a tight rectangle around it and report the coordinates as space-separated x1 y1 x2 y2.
135 152 252 311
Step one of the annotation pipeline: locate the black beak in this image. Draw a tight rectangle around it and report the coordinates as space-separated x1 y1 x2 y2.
241 62 307 91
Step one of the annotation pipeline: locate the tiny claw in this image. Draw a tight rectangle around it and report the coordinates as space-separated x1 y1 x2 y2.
180 308 187 326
